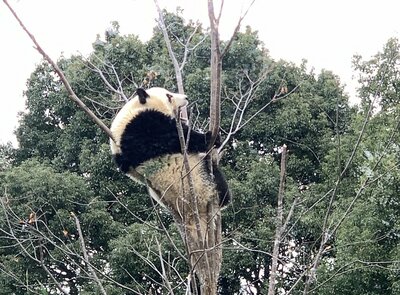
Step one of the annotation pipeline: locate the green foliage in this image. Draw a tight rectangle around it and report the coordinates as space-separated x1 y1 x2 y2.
0 143 14 172
314 39 400 295
108 223 186 294
0 159 93 294
353 38 400 110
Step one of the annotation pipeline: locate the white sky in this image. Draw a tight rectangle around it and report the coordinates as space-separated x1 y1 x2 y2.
1 0 400 145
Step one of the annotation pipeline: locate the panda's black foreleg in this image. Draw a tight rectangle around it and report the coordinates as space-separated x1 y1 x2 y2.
181 124 208 152
181 124 223 153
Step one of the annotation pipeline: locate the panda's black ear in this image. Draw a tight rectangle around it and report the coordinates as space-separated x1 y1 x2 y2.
136 88 149 104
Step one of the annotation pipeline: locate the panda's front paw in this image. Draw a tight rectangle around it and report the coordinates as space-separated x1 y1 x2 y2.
206 131 222 148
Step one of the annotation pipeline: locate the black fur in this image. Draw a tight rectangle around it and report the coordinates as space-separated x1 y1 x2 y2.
203 161 231 207
116 110 208 172
137 88 149 104
212 166 231 207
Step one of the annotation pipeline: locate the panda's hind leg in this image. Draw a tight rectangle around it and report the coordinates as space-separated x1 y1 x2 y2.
212 166 231 208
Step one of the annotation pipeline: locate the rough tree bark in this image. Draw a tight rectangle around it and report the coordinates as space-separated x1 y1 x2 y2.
154 0 187 118
267 145 288 295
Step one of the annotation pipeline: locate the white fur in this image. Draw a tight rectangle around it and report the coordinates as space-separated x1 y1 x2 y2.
136 153 217 209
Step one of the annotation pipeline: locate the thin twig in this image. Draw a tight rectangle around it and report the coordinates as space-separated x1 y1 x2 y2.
71 212 107 295
221 0 256 58
156 237 176 294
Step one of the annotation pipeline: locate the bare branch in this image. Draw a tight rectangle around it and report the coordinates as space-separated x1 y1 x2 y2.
71 212 107 295
241 83 301 131
0 198 69 295
3 0 115 142
0 262 41 294
153 0 184 93
221 0 256 58
179 23 204 72
281 195 300 236
219 81 300 153
332 161 400 238
1 190 145 295
156 237 176 294
207 0 222 148
267 144 288 295
86 52 139 103
216 0 224 22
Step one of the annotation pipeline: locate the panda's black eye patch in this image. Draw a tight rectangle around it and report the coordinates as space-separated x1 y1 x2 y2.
166 93 173 102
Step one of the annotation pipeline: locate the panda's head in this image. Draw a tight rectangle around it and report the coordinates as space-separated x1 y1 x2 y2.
110 87 188 154
136 87 188 116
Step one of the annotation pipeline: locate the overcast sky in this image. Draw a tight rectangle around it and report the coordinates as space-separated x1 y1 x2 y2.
1 0 400 145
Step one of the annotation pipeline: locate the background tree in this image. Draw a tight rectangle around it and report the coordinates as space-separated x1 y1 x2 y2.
312 37 400 295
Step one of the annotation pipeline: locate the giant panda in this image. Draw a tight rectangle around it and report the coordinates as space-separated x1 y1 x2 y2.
110 87 231 210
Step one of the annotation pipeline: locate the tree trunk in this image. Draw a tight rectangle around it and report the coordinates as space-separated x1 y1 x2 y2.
267 145 288 295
